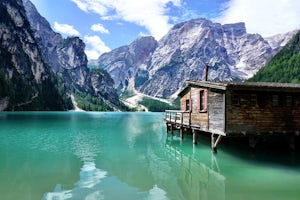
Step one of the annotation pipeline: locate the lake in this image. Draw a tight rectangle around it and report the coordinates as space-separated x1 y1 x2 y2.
0 112 299 200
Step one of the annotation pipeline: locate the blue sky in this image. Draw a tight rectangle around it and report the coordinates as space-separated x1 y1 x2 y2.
30 0 300 60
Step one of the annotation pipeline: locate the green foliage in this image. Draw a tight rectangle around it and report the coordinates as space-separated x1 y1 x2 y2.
0 66 73 111
248 31 300 83
119 89 135 99
171 97 180 108
138 97 179 112
91 67 109 75
72 90 113 111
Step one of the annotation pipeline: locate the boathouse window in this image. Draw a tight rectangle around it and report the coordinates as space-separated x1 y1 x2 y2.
257 95 266 108
272 95 279 107
250 94 257 106
198 89 207 112
185 99 190 111
286 95 293 107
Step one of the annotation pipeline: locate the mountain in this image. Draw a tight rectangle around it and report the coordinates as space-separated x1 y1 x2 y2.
22 0 126 111
248 30 300 83
97 36 158 96
264 30 299 53
96 18 296 99
0 0 71 111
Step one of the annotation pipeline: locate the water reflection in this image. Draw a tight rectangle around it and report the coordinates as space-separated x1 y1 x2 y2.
42 160 169 200
42 112 169 200
42 162 106 200
165 135 226 200
3 112 300 200
76 162 107 188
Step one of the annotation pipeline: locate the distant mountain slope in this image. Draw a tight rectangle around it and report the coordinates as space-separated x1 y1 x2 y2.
0 0 70 110
97 36 158 96
97 18 296 99
22 0 126 111
248 30 300 83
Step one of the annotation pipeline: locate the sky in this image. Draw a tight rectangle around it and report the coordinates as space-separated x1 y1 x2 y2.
30 0 300 60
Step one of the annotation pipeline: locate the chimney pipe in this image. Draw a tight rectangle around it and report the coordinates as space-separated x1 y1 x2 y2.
204 62 209 81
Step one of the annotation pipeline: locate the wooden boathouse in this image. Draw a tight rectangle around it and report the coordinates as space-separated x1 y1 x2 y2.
165 80 300 152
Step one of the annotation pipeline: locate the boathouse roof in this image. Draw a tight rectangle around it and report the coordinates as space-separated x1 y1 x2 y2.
179 80 300 96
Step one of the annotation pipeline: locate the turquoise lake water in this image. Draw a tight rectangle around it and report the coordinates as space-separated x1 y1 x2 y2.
0 112 300 200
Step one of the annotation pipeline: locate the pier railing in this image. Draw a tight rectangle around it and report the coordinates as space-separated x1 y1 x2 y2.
164 110 191 126
165 110 222 152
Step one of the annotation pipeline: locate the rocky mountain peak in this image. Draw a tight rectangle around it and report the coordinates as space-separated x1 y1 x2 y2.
265 29 299 51
96 17 296 99
97 36 158 94
57 37 88 70
222 22 247 37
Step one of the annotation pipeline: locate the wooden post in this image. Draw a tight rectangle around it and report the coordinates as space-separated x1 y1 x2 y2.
211 134 222 153
193 129 197 144
204 62 209 81
211 134 217 153
288 134 295 151
180 128 184 140
249 136 259 149
180 112 183 125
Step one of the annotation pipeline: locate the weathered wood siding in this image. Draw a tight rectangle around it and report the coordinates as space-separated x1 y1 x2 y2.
179 87 209 129
209 90 225 134
190 87 208 129
226 90 300 135
180 89 191 125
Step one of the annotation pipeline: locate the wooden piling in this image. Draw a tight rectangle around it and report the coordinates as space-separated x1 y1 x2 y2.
171 125 174 135
180 128 184 140
211 134 222 153
193 130 197 144
288 134 295 151
211 134 217 153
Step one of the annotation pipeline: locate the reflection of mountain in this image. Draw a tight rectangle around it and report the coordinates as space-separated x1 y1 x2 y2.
42 161 168 200
165 137 226 200
42 162 106 200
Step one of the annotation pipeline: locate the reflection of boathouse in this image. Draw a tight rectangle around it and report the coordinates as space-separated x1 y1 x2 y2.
165 80 300 151
165 141 225 200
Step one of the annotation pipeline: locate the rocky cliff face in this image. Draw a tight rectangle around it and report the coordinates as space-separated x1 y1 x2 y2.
0 0 68 110
22 0 125 110
141 19 275 98
264 30 299 53
97 36 157 95
97 18 295 99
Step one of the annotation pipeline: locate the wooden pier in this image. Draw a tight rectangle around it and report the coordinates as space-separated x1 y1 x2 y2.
164 110 222 152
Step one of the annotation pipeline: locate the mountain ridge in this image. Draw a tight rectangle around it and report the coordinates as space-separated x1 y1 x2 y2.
248 30 300 83
96 18 297 99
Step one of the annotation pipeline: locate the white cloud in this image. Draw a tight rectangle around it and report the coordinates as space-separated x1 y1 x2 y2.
54 22 80 36
91 24 110 34
84 35 111 60
70 0 182 40
216 0 300 37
